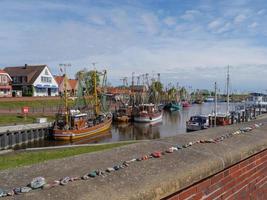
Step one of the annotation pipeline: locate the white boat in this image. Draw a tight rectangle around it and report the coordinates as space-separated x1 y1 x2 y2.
205 96 214 102
186 115 209 132
246 93 267 106
134 103 163 123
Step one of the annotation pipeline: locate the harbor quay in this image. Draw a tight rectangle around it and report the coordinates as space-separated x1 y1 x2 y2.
0 116 266 200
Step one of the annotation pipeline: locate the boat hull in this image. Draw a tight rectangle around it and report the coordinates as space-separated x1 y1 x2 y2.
134 112 163 123
114 115 130 123
164 103 181 112
53 118 112 140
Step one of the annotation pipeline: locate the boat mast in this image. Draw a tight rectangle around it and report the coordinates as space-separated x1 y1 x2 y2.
226 65 230 115
214 82 217 127
92 63 99 116
60 63 71 127
131 72 135 107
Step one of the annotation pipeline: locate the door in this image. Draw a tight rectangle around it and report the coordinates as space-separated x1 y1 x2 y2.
48 88 51 96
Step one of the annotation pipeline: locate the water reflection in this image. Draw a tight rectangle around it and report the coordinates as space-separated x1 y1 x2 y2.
17 102 235 149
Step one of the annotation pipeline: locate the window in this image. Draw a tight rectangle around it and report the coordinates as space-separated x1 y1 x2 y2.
12 76 22 83
45 69 49 75
41 76 52 83
0 75 5 84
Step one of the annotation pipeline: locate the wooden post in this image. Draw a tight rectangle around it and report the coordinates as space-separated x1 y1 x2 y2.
253 106 256 119
231 113 235 124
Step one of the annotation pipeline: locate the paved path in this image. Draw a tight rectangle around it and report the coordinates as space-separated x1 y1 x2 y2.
0 117 267 200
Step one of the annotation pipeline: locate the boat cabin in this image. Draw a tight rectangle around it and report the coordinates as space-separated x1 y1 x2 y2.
246 93 267 106
209 113 231 126
70 113 88 130
138 104 157 113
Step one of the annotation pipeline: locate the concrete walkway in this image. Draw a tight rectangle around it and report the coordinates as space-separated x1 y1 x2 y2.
1 117 267 200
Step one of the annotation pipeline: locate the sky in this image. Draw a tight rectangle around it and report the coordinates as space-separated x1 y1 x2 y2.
1 0 267 93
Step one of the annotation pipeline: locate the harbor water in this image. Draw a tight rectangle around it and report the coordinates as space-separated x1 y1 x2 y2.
17 102 236 149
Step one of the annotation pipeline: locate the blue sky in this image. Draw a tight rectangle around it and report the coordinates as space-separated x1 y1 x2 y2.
1 0 267 92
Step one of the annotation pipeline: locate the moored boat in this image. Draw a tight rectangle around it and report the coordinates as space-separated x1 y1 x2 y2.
205 96 214 102
182 101 191 108
53 111 112 140
186 115 209 132
164 101 181 112
53 69 112 140
113 106 132 123
134 103 163 123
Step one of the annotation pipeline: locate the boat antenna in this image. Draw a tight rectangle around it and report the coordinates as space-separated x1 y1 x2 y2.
214 81 217 127
59 63 71 127
226 65 230 115
131 72 135 107
92 62 99 116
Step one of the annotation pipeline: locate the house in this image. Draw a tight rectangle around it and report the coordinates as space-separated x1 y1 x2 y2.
4 64 58 96
54 75 72 96
0 69 12 97
69 79 78 96
54 76 78 96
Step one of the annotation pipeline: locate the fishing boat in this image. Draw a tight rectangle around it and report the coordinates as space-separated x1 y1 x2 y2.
134 103 163 123
113 106 132 123
209 66 232 127
205 96 214 102
182 101 191 108
209 113 231 126
186 115 209 132
53 69 112 140
164 101 181 112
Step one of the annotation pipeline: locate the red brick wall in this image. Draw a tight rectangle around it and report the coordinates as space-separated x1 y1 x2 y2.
166 149 267 200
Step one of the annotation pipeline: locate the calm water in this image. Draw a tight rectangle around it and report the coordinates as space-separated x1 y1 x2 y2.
19 102 236 149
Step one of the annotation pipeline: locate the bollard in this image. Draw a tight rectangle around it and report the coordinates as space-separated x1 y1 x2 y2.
0 134 4 149
11 132 16 147
253 106 256 119
242 111 245 122
231 113 235 124
245 109 249 122
3 133 8 149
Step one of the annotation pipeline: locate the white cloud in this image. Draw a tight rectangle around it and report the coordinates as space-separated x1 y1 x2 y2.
234 14 247 24
181 10 201 21
141 13 160 34
248 22 258 29
163 17 176 26
1 0 267 91
257 9 265 15
208 19 223 30
217 22 232 33
88 15 106 25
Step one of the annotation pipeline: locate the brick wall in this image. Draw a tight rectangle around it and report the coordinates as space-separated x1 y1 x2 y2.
165 149 267 200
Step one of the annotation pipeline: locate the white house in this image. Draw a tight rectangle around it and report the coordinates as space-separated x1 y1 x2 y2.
4 64 59 96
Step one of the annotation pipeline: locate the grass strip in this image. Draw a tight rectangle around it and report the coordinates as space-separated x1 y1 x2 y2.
0 115 55 126
0 142 134 170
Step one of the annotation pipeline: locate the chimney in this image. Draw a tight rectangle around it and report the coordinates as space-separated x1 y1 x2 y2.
24 64 27 69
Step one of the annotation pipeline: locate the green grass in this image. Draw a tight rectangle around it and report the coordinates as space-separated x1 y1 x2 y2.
0 99 62 109
0 115 55 126
0 99 75 109
0 142 134 170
